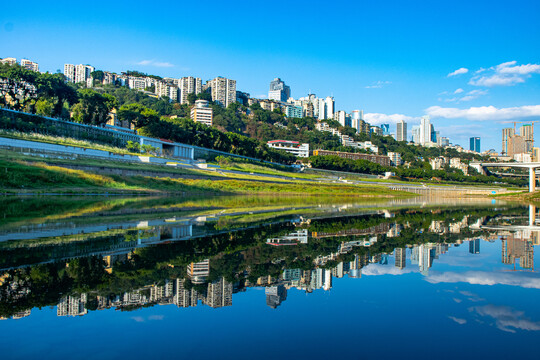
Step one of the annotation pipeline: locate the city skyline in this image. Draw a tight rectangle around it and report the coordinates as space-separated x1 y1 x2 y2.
1 0 539 151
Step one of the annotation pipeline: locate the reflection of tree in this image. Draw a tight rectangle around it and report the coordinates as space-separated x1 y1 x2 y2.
0 205 526 319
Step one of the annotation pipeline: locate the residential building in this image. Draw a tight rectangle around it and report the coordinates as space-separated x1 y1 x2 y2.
127 77 147 90
0 57 17 65
502 128 515 155
419 116 432 145
285 105 303 118
449 157 469 175
507 134 527 157
268 78 291 102
20 59 39 72
412 126 420 144
325 96 335 119
178 76 202 104
429 156 447 170
267 140 309 158
520 124 534 152
470 137 481 152
205 76 236 108
155 81 179 102
191 100 213 126
514 153 532 162
371 126 382 136
64 63 94 86
313 150 391 167
387 152 402 166
396 120 407 142
335 110 347 127
438 136 450 147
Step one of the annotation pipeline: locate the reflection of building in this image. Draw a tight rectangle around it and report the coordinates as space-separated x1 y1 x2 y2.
395 248 406 269
187 259 210 284
265 284 287 309
469 239 480 254
57 294 88 317
502 236 534 269
205 278 233 308
411 244 435 275
267 230 308 246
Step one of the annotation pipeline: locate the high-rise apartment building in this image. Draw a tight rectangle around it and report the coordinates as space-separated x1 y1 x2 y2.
419 116 432 145
325 96 335 119
179 76 202 104
520 124 534 152
396 120 407 142
64 64 94 85
268 78 291 102
205 77 236 108
470 137 481 152
502 128 515 155
508 134 527 157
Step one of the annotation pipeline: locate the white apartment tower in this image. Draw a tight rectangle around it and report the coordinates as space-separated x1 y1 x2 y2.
64 64 95 85
419 116 431 145
205 77 236 108
325 96 335 119
191 100 213 126
179 76 202 104
396 120 407 142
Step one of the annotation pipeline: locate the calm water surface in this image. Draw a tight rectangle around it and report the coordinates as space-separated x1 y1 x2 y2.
0 195 538 359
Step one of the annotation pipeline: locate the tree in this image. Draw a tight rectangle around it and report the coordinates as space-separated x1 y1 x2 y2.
36 72 78 117
35 98 54 117
0 63 38 110
117 103 160 129
72 89 117 125
187 92 197 105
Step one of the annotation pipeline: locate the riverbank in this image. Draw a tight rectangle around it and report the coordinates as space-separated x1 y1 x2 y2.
0 154 412 198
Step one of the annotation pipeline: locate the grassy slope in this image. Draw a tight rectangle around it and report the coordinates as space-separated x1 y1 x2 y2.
0 156 411 197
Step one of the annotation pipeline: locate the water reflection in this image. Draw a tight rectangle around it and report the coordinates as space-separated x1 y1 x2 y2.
0 198 540 358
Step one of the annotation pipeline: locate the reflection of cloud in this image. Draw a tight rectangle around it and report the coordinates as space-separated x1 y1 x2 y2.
470 305 540 333
449 316 467 325
425 271 540 289
362 263 417 276
453 298 462 303
131 315 164 322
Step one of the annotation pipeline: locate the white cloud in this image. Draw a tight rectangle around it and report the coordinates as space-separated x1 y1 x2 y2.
365 80 392 89
454 88 464 94
470 305 540 333
425 104 540 121
469 60 540 87
136 59 174 68
425 270 540 289
448 316 467 325
364 113 419 125
459 89 488 102
448 68 469 77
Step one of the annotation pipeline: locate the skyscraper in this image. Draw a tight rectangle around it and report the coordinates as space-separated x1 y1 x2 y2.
325 96 335 119
179 76 202 104
520 124 534 152
205 77 236 108
268 78 291 102
470 137 481 152
419 116 432 145
396 120 407 142
502 128 515 155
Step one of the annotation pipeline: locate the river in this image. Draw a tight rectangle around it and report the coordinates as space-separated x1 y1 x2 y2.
0 195 538 359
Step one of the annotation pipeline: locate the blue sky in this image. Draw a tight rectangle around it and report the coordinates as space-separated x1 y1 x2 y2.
1 0 539 151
